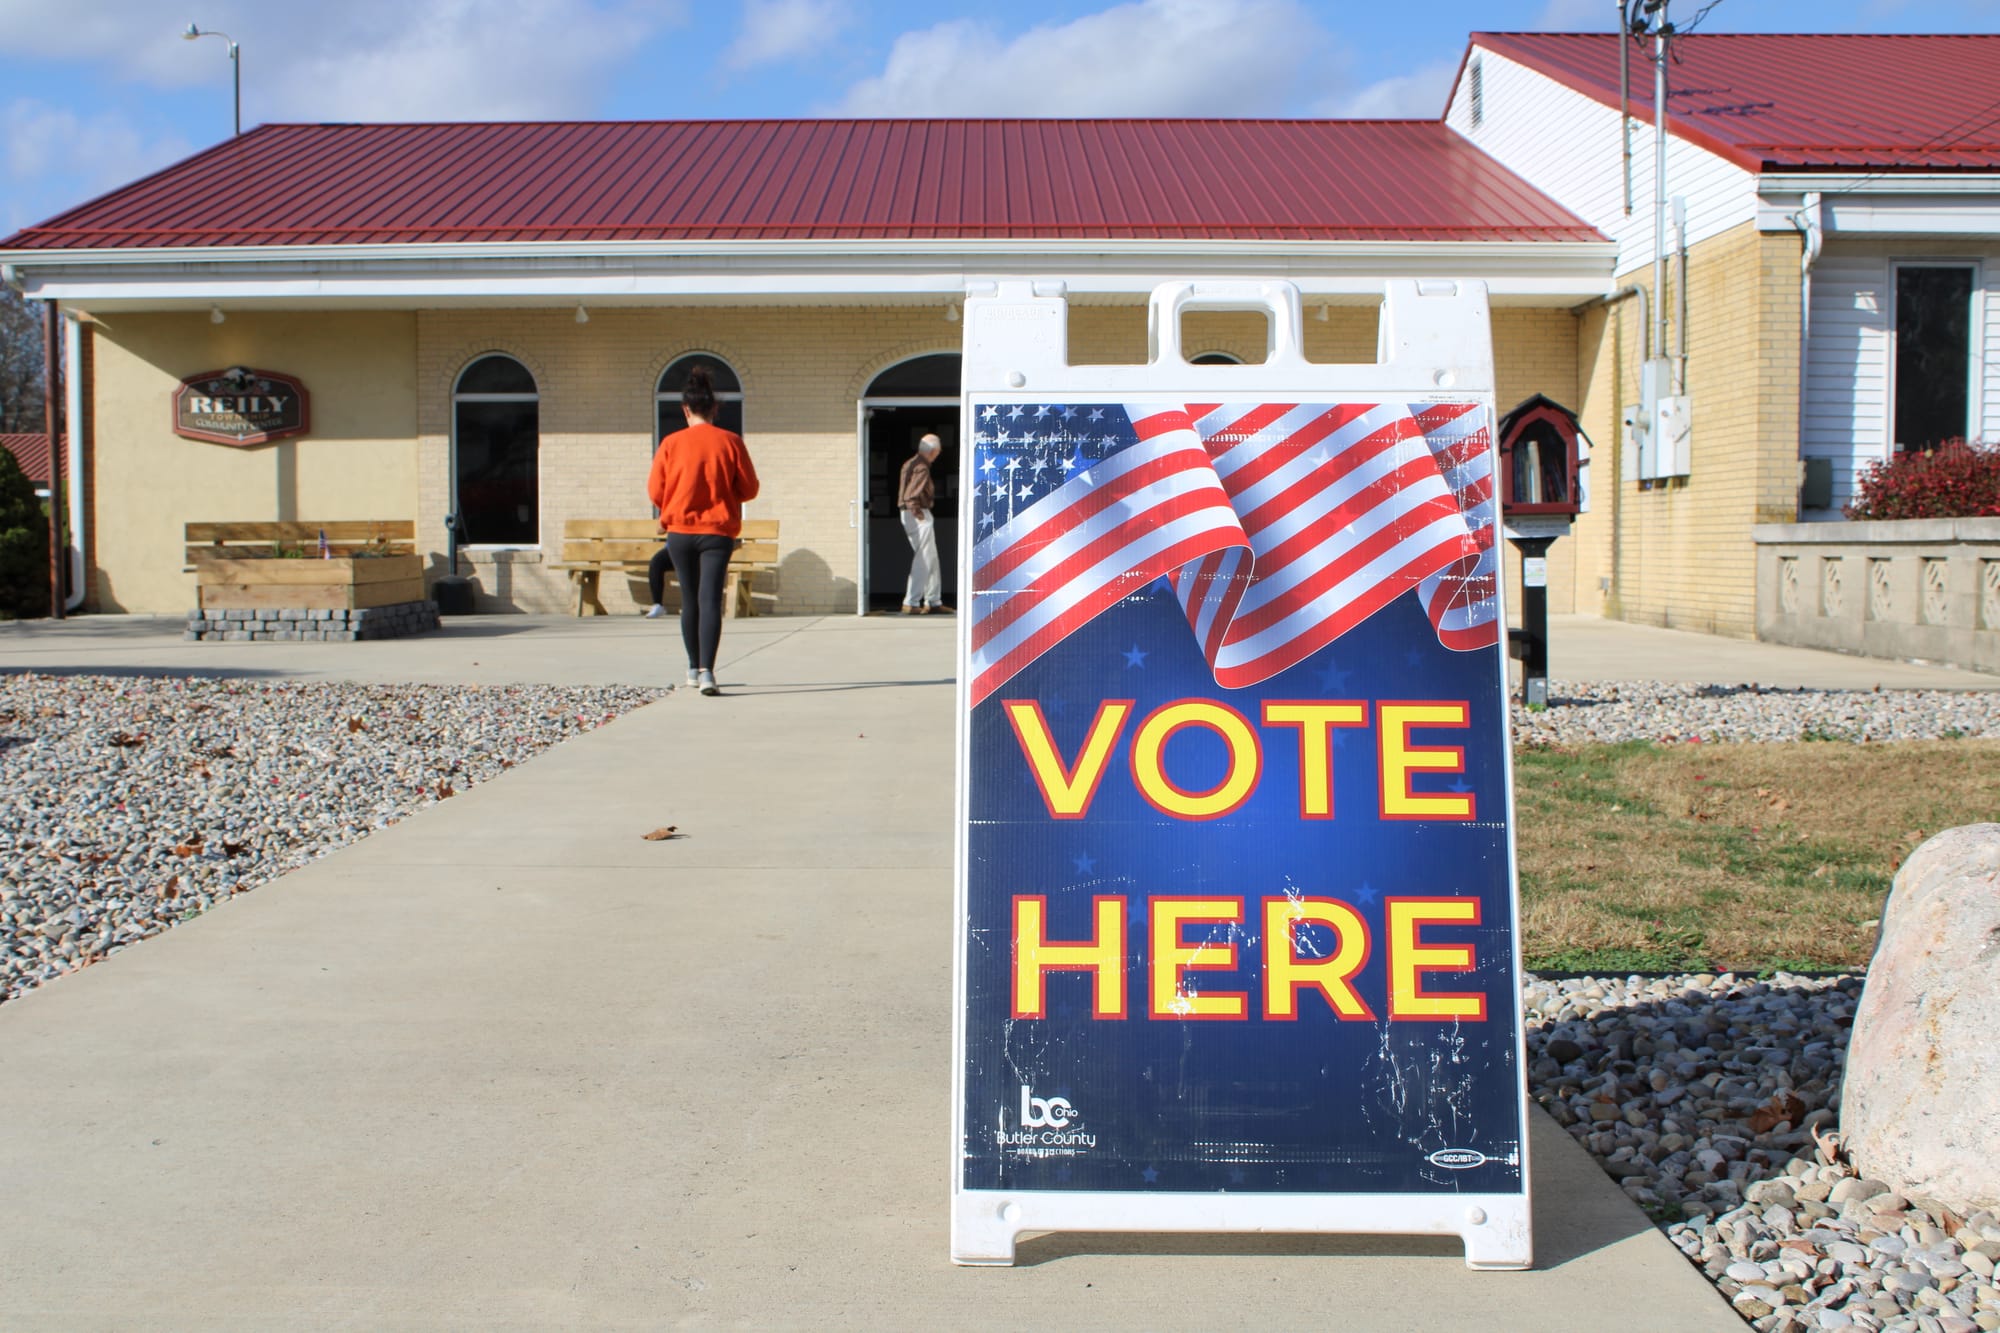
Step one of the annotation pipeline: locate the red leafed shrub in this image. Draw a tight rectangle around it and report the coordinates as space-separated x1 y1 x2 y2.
1845 439 2000 520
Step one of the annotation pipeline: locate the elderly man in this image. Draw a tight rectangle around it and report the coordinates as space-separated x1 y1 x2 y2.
898 433 946 615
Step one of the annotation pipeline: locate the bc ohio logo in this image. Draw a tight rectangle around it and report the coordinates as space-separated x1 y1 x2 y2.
1020 1086 1076 1129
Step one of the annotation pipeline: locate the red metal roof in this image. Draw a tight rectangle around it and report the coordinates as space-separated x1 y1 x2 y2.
1472 32 2000 173
0 119 1602 251
0 434 50 486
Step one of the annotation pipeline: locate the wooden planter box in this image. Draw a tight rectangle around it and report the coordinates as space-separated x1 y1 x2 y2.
195 553 426 611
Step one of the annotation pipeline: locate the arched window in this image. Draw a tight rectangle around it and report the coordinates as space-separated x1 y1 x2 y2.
1191 351 1243 366
656 354 744 443
453 354 540 546
865 353 961 398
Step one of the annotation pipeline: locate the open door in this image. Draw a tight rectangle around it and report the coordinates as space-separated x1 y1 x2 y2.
858 353 962 613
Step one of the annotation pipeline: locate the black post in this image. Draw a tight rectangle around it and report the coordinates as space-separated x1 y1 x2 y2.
432 512 474 616
1509 534 1556 707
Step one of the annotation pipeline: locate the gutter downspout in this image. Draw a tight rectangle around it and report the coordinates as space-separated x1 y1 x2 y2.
1790 192 1823 518
1573 283 1651 617
40 299 62 620
63 312 85 610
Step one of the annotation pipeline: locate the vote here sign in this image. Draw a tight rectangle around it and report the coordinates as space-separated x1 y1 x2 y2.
950 281 1531 1269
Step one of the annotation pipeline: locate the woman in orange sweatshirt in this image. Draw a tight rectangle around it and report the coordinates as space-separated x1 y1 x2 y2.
646 365 760 694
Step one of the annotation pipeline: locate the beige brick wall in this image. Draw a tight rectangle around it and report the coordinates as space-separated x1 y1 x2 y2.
83 296 1591 624
416 307 962 614
1566 222 1802 638
86 311 418 614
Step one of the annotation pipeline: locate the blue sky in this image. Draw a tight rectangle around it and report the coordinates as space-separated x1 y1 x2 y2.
4 0 1998 232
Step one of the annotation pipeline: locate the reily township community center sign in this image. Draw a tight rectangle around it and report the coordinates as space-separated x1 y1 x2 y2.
173 367 310 447
950 280 1531 1268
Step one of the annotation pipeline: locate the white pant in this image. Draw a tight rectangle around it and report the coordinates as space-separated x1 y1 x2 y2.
901 509 941 608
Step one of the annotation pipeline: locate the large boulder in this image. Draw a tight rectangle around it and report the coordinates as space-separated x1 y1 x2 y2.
1841 823 2000 1211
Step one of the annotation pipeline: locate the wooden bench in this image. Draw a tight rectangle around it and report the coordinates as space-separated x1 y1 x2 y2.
551 518 778 618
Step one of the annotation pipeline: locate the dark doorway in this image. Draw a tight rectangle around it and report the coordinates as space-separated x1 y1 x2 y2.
1894 265 1973 452
866 405 961 610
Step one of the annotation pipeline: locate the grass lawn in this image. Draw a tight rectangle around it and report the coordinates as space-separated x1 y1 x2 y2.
1512 739 2000 974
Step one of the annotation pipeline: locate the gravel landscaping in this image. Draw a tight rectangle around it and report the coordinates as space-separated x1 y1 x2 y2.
0 673 663 1006
1527 972 2000 1332
1511 680 2000 746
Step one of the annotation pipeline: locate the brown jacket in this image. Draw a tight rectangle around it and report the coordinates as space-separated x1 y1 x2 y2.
898 452 936 517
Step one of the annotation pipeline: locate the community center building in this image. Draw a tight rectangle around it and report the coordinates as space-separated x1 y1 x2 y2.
3 31 1996 639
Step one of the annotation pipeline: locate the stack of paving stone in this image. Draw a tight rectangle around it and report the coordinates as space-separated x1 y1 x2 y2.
184 600 441 642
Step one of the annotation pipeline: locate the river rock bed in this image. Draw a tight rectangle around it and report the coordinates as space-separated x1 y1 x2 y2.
0 673 663 1006
1526 972 2000 1332
1512 681 2000 746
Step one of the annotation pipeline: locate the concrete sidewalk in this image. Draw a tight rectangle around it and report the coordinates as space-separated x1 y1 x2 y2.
0 616 1751 1329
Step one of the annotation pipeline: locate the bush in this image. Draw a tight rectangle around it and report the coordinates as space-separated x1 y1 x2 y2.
1845 438 2000 521
0 447 50 618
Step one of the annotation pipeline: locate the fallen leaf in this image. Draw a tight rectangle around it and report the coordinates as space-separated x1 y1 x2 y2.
347 716 367 733
1747 1091 1808 1134
641 826 680 841
1755 787 1771 797
221 840 248 858
1770 797 1790 812
171 843 198 857
109 732 147 748
435 781 454 800
160 876 180 898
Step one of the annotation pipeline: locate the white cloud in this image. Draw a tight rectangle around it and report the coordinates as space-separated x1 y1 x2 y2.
0 0 687 121
3 100 192 231
1324 57 1460 119
724 0 851 71
834 0 1330 117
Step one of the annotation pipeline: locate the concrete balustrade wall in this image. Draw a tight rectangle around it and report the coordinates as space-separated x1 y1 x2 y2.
1754 519 2000 674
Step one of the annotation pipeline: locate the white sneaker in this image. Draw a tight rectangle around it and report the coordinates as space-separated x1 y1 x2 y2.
684 669 701 690
697 669 718 696
645 603 666 619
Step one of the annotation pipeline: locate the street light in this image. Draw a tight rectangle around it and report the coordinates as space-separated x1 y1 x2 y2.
181 23 240 137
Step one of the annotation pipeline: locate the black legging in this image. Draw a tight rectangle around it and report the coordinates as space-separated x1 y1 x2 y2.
661 532 734 671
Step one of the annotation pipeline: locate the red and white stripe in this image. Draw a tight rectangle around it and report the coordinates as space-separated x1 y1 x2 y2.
967 408 1248 708
1412 403 1500 651
1171 401 1483 687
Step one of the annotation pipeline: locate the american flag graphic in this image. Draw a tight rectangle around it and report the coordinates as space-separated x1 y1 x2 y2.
967 401 1496 707
1411 403 1501 652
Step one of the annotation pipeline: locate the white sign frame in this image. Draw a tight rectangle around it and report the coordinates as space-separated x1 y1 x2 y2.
948 278 1532 1269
